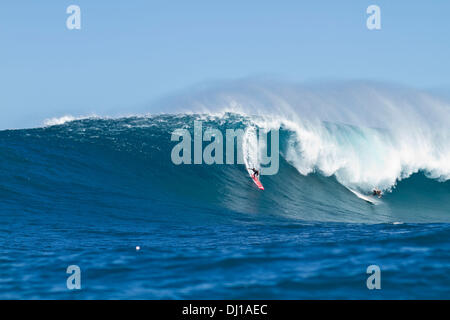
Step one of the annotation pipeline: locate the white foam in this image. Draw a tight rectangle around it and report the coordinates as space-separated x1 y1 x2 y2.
243 126 259 171
43 115 78 126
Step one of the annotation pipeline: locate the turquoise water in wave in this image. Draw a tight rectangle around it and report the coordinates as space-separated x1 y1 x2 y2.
0 115 449 299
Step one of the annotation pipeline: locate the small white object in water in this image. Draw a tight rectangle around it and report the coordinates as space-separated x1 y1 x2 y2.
136 246 141 251
392 221 403 225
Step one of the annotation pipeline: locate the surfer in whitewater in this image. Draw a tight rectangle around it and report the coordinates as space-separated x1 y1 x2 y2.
251 168 260 180
372 189 382 198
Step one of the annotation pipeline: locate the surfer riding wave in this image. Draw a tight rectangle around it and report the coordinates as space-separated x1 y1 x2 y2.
250 167 260 180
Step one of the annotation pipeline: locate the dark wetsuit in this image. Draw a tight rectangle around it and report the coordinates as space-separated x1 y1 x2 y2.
373 190 382 197
251 168 259 179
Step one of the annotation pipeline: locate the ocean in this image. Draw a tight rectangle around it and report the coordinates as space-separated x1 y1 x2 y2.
0 112 449 299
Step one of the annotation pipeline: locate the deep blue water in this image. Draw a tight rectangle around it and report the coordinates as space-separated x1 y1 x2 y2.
0 115 449 299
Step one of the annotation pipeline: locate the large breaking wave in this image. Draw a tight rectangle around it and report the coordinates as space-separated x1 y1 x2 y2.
1 92 449 223
153 80 450 190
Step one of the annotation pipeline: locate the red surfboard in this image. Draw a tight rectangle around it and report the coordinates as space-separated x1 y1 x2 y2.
252 175 264 190
247 168 264 190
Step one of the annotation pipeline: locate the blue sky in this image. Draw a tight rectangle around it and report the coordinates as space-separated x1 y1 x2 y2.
1 1 449 129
